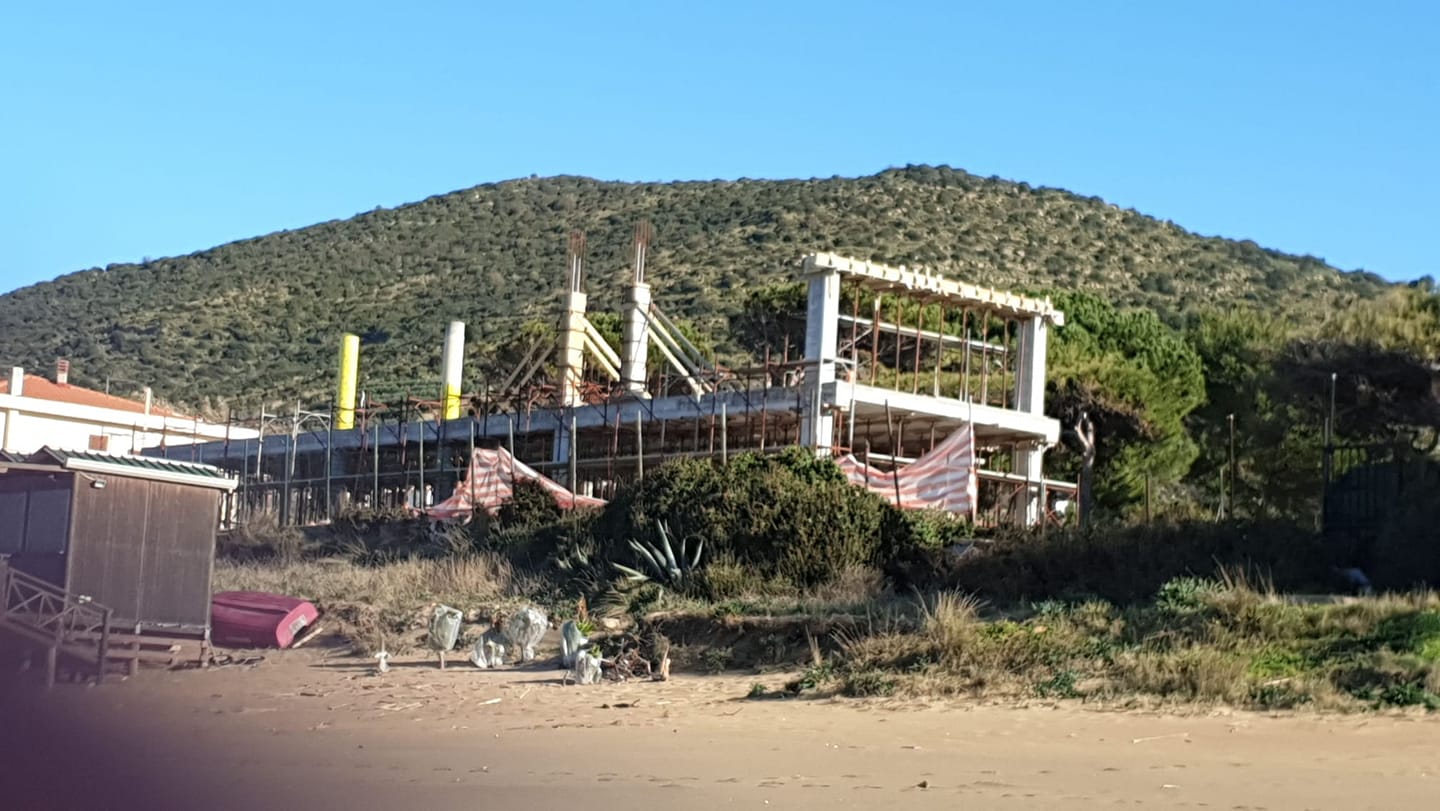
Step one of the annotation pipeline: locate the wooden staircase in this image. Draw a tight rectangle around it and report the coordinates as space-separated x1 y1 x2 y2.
0 559 124 688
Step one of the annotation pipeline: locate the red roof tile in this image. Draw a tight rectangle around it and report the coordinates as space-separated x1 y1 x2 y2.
0 374 184 418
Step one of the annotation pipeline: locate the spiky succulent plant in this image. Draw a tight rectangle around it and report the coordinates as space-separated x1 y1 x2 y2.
612 521 704 590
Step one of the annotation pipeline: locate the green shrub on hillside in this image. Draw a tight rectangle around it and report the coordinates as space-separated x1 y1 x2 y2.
3 166 1390 412
571 448 987 590
891 519 1338 604
593 449 902 586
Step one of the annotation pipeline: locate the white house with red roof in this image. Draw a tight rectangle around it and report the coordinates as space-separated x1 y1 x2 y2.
0 360 257 456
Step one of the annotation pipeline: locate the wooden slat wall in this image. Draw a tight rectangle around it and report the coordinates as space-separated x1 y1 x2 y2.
0 472 74 588
137 482 218 629
6 468 221 631
68 474 149 623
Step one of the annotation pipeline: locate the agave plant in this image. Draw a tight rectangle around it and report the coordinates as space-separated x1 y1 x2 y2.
555 544 595 573
613 521 704 590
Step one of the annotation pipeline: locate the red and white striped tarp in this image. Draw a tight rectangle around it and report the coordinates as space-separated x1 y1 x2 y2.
427 448 606 520
833 423 977 517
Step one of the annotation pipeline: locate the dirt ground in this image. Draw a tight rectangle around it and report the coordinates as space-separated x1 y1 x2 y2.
2 643 1438 810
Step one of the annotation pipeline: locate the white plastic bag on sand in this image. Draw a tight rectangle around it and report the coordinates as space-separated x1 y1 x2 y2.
504 606 547 662
428 604 464 651
470 638 506 669
560 620 589 668
572 650 602 685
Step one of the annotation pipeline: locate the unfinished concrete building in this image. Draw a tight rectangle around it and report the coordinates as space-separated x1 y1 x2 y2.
149 225 1074 528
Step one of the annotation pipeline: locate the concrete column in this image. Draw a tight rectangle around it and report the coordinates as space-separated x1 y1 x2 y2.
1012 316 1050 526
1012 442 1045 527
440 321 465 420
558 291 588 408
1014 316 1048 416
335 334 360 430
800 268 840 454
620 283 652 396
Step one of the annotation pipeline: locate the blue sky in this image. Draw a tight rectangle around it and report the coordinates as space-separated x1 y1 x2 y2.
2 1 1435 293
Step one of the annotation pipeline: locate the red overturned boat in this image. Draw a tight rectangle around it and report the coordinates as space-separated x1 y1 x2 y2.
211 591 320 649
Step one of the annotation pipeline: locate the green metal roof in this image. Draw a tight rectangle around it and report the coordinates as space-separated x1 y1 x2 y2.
25 447 238 491
38 448 230 479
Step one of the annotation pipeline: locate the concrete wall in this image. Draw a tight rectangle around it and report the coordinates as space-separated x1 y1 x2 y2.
0 394 256 456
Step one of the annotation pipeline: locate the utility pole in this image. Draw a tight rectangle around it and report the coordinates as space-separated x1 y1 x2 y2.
1327 372 1338 446
1228 413 1237 518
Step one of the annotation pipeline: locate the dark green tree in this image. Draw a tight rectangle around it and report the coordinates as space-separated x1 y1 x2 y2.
1045 292 1207 516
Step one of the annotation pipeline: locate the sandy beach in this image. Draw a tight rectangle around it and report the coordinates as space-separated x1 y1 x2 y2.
3 644 1438 810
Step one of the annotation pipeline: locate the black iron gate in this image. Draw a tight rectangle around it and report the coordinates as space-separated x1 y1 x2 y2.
1322 442 1438 542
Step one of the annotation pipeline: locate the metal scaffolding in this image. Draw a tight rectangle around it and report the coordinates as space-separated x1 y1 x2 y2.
156 231 1077 530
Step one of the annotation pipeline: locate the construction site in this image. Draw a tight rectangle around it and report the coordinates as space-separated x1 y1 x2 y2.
148 225 1076 529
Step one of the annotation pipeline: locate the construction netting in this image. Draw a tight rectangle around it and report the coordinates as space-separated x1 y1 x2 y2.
833 423 978 518
429 424 977 520
426 447 606 519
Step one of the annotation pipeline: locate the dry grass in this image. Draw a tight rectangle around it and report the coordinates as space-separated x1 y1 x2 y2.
814 578 1440 711
918 590 984 642
664 564 896 619
808 565 890 604
215 553 519 606
214 553 535 654
214 550 1440 712
216 513 306 562
1110 648 1251 705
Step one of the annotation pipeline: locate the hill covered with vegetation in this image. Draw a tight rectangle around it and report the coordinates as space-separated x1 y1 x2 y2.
0 165 1393 410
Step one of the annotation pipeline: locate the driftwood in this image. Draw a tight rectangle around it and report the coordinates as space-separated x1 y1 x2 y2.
601 648 652 681
562 633 658 685
289 622 326 650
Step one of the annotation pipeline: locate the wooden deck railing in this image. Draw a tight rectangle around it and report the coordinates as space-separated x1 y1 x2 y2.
0 559 114 687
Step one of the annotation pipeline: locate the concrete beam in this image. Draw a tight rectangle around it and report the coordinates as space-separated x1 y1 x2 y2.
830 382 1060 445
157 387 809 465
803 253 1066 326
153 374 1062 468
837 313 1005 353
